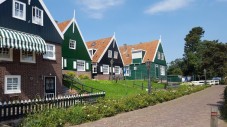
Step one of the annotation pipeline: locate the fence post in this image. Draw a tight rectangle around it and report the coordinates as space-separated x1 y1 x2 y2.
142 83 144 90
210 107 218 127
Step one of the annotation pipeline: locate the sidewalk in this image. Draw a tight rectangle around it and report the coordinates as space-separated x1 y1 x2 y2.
72 85 227 127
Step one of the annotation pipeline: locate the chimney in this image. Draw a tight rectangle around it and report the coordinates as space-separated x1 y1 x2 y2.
55 20 58 24
123 44 127 51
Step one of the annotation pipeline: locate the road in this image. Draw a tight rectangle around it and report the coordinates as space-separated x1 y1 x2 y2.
73 85 227 127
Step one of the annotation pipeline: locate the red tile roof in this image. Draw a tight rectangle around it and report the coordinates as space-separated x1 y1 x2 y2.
119 40 160 65
57 20 71 32
86 37 113 63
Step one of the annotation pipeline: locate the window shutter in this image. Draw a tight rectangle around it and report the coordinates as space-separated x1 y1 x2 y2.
86 63 89 70
113 67 115 73
100 66 103 72
64 59 67 67
73 61 77 69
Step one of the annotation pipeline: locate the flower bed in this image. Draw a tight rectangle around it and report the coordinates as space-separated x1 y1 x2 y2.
21 85 208 127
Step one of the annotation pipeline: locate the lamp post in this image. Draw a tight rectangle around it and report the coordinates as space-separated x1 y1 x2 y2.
146 60 152 94
204 69 207 85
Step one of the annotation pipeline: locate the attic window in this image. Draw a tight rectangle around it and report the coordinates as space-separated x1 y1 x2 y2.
32 6 43 26
69 40 76 49
12 0 26 21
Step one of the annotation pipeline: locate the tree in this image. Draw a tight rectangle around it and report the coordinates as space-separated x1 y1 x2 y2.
167 58 183 75
183 27 205 76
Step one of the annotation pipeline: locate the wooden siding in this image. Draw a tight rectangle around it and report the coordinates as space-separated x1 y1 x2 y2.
62 23 91 71
0 0 62 43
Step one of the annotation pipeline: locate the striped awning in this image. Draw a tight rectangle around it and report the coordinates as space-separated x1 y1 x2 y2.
0 27 47 54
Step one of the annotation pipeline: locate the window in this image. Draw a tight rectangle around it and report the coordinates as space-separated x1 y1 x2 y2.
77 60 85 71
100 66 103 72
89 49 93 56
4 75 21 94
0 48 13 61
92 64 97 73
43 44 56 60
114 66 120 74
12 0 26 20
86 63 89 70
32 7 43 26
69 40 76 49
124 66 130 76
103 65 109 74
160 65 166 76
158 52 161 59
20 50 35 63
108 50 112 58
114 51 118 59
161 53 165 60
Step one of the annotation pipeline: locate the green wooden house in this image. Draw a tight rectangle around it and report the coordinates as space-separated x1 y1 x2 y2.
58 16 92 78
119 38 167 80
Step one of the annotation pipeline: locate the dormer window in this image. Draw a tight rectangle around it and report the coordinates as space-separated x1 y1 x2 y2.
89 49 96 57
12 0 26 21
32 7 43 26
69 39 76 49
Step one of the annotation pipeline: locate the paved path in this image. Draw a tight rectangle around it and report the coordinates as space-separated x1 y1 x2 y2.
73 85 227 127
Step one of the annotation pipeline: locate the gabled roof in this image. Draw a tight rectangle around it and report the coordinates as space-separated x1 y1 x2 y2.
39 0 64 39
57 20 71 32
57 18 92 60
119 40 160 65
86 36 113 63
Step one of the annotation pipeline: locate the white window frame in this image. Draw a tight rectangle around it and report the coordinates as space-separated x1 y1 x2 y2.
77 60 85 71
161 53 165 60
86 62 89 70
43 43 56 60
12 0 26 21
108 50 112 58
69 39 76 50
20 50 36 63
100 66 103 72
89 49 93 57
32 6 43 26
158 52 161 59
103 65 109 74
160 65 166 76
124 66 130 76
0 48 13 61
114 66 120 74
4 75 21 94
114 51 118 59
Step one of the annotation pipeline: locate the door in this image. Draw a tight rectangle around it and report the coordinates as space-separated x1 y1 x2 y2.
44 76 56 98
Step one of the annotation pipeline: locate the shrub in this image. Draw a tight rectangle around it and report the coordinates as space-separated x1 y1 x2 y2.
21 85 208 127
220 87 227 120
79 74 90 80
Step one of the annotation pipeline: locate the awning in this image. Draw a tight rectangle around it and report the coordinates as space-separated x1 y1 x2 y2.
0 27 47 54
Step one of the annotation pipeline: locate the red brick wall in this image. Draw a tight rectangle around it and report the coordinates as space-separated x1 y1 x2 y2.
0 43 63 101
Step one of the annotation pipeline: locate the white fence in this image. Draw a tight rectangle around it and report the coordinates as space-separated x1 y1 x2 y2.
191 80 219 85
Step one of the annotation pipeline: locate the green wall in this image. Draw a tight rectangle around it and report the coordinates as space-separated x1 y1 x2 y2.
125 43 167 80
62 22 91 71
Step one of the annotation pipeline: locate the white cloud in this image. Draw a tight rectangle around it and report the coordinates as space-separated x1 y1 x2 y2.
145 0 194 15
76 0 124 19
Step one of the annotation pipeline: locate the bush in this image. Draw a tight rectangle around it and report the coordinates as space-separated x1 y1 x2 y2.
21 85 208 127
79 74 90 80
220 86 227 120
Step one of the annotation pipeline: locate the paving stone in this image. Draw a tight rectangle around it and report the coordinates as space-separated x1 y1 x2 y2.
72 85 227 127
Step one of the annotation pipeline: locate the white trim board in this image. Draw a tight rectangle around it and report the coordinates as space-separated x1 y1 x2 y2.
39 0 64 39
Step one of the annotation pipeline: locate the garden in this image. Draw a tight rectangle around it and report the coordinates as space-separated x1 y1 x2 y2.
21 78 209 127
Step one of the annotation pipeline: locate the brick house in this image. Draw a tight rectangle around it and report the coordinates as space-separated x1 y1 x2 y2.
86 35 124 80
0 0 64 101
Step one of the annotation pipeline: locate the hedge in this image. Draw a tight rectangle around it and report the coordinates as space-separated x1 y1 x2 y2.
21 85 208 127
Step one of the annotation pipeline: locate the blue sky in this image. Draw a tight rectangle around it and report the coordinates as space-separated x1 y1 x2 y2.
44 0 227 63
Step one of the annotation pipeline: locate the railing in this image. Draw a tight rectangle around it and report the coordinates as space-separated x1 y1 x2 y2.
0 92 105 122
63 75 104 94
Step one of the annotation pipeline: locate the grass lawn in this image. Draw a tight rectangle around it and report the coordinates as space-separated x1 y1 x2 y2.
80 80 165 99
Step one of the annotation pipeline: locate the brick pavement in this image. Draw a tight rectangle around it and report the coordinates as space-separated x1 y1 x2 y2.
72 85 227 127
